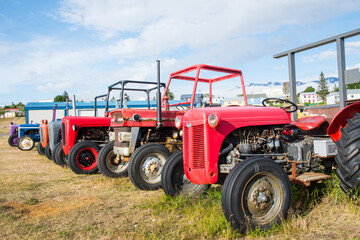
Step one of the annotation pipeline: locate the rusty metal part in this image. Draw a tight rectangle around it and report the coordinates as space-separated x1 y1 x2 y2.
288 160 331 186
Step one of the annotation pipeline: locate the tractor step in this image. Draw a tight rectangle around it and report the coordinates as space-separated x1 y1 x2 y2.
289 172 331 186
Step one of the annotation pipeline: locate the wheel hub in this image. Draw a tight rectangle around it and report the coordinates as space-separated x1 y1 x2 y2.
252 187 272 210
142 156 162 180
20 138 32 149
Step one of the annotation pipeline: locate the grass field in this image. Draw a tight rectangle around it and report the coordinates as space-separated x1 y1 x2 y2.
0 118 359 239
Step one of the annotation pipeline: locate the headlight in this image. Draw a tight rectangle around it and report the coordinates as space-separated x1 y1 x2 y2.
175 116 182 129
208 113 220 128
72 124 78 131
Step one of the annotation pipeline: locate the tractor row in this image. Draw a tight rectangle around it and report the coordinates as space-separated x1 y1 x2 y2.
8 61 360 233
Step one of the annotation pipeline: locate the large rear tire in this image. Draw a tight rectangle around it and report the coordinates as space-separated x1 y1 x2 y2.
18 135 35 151
98 142 128 178
129 143 170 190
161 150 210 197
68 141 100 174
334 113 360 197
8 133 18 147
221 157 292 233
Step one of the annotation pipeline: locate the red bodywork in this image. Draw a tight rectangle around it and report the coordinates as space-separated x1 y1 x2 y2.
61 116 111 155
328 102 360 142
183 106 290 185
40 120 49 148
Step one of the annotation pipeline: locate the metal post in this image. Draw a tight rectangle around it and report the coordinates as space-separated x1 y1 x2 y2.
72 95 77 116
336 38 347 109
156 60 162 129
288 52 297 120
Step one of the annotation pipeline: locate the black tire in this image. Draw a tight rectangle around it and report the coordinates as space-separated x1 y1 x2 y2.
221 157 292 233
68 141 100 174
334 113 360 197
129 143 171 190
45 143 52 160
54 142 68 167
37 143 45 155
17 135 35 151
8 133 18 147
98 142 128 178
161 150 210 197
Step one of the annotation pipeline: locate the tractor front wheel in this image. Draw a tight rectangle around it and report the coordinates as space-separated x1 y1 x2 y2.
8 133 18 147
161 150 210 197
37 143 45 155
129 143 170 190
68 141 100 174
45 144 52 160
18 135 35 151
54 142 68 167
98 142 128 178
221 157 292 233
335 113 360 197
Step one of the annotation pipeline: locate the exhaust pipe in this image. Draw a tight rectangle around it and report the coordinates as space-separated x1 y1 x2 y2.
156 60 162 129
72 95 77 116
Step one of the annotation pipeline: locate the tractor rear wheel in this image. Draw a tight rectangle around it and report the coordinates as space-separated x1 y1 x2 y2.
18 135 35 151
37 142 45 155
129 143 170 190
221 157 292 233
54 142 68 167
8 133 18 147
161 150 210 197
98 142 128 178
68 141 100 174
45 144 52 160
334 113 360 197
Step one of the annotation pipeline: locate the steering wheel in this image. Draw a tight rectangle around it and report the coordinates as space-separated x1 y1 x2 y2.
262 98 298 113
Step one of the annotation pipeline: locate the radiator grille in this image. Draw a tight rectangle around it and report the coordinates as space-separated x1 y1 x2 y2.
184 125 205 169
61 123 66 146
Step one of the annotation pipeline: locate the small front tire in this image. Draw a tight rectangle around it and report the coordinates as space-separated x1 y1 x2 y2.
98 142 128 178
162 150 210 197
221 157 292 233
129 143 171 190
8 133 18 147
37 143 45 155
68 141 100 174
18 135 35 151
45 143 52 160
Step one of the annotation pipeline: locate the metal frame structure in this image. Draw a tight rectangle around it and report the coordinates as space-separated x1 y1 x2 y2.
274 28 360 119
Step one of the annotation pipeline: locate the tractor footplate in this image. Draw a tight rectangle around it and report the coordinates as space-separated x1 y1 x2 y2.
289 172 331 186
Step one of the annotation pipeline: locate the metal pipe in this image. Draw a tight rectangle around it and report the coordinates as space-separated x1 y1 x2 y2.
219 143 233 157
156 60 162 129
72 95 76 116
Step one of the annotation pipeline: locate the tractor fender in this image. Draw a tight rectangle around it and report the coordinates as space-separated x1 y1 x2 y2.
328 102 360 142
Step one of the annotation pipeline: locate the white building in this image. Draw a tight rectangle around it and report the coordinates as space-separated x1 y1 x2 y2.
299 92 318 104
326 89 360 105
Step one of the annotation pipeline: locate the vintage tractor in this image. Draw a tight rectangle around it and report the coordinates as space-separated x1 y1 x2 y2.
109 63 244 191
8 123 19 147
17 123 41 151
37 104 58 156
61 79 165 175
97 80 165 178
161 66 341 232
328 102 360 196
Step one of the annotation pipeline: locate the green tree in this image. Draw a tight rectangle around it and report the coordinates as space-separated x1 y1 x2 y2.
303 86 315 92
316 71 329 103
166 89 175 100
333 84 339 92
347 81 360 89
54 95 67 102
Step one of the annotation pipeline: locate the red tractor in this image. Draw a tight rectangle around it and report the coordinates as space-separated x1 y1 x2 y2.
109 63 247 191
60 80 165 174
160 66 349 232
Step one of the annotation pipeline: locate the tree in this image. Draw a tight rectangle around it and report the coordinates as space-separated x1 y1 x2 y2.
333 84 339 92
54 91 70 102
316 71 329 103
166 89 175 100
303 86 315 92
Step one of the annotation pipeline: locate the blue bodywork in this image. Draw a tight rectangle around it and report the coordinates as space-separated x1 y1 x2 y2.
18 124 40 142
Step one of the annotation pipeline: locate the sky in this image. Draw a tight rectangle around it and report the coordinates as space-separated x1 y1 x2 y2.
0 0 359 106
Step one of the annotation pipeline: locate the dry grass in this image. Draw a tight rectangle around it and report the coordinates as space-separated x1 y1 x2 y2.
0 117 25 134
0 118 359 239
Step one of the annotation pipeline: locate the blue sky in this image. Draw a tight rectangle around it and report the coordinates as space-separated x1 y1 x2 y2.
0 0 359 106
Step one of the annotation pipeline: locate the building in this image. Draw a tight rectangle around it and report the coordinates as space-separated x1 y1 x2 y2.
4 108 25 118
299 92 318 104
223 93 266 106
326 89 360 105
24 100 182 124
